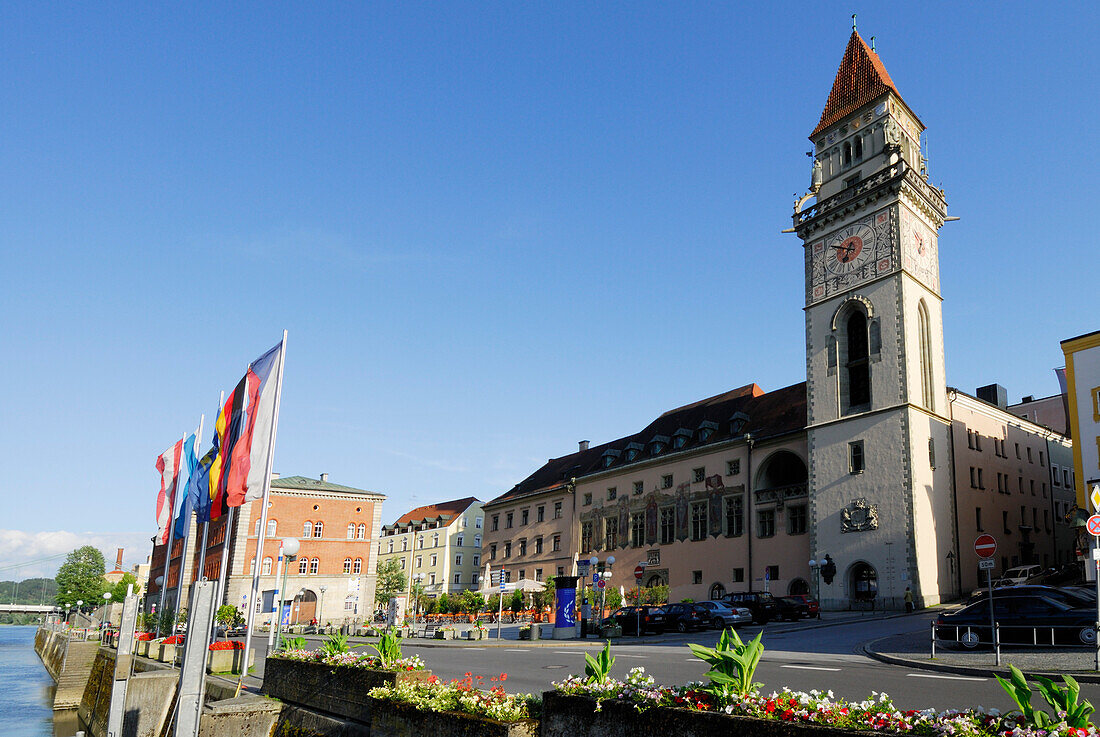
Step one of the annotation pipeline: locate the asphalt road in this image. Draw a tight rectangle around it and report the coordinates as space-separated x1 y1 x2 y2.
242 613 1100 713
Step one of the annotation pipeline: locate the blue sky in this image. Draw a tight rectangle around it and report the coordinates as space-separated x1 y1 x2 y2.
2 3 1097 577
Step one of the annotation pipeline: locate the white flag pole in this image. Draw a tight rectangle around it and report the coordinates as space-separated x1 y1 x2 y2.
155 435 184 638
173 417 204 621
237 331 287 697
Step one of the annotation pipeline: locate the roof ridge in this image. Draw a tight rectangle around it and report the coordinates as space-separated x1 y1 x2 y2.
812 30 902 137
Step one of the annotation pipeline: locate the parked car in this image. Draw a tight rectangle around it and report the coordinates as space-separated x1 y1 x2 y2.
966 585 1092 609
775 596 811 621
723 591 779 624
995 565 1044 587
600 606 667 635
785 594 821 618
215 624 248 637
694 601 753 629
662 603 708 633
934 593 1097 649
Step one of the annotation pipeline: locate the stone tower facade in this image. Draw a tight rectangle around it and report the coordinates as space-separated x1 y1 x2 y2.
794 31 955 609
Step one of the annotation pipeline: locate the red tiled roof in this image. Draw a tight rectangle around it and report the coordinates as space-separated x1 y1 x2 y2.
812 31 906 137
390 496 480 527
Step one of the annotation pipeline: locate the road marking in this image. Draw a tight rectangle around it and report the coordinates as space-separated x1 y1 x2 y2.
615 654 647 659
780 665 841 672
906 673 985 682
464 647 485 650
504 648 530 652
554 650 592 654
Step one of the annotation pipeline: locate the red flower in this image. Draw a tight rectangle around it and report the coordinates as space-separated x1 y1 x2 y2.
500 673 508 681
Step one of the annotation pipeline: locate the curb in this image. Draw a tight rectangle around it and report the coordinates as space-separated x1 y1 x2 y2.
860 637 1100 683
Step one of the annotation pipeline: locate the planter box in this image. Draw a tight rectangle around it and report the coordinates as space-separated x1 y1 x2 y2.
598 625 622 639
433 630 456 640
518 629 532 640
206 647 255 674
368 697 537 737
464 630 487 640
262 657 432 724
134 640 150 657
542 692 862 737
150 643 179 663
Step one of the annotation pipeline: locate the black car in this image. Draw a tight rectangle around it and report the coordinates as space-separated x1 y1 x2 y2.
723 591 779 624
775 596 811 621
662 603 707 633
600 606 666 635
965 585 1093 609
934 593 1097 649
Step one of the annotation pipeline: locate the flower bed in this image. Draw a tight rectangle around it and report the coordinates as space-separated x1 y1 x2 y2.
207 644 253 674
368 673 538 737
135 632 154 642
209 640 244 650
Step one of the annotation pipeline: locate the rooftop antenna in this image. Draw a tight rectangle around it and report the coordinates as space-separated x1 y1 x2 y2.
852 13 857 32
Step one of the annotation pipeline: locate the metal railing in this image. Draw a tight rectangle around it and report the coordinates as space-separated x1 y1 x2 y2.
932 621 1100 665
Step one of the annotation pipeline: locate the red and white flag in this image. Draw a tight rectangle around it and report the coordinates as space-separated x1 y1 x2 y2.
225 340 285 507
155 440 183 545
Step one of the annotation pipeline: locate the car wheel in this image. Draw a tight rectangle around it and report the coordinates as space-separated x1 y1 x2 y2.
1080 627 1097 646
958 630 981 649
712 617 723 629
677 621 687 633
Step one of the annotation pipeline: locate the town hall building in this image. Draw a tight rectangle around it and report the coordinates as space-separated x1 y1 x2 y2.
481 29 1074 610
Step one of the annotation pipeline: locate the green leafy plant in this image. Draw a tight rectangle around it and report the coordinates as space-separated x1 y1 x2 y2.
995 664 1096 729
369 629 404 669
283 636 308 651
319 633 351 657
688 628 764 700
584 641 615 684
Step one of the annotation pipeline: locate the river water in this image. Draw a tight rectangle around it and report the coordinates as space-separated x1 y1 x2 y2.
0 626 82 736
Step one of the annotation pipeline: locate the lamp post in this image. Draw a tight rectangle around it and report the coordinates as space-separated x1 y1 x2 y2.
76 600 83 630
808 559 821 603
153 576 165 637
101 592 112 638
318 585 327 629
271 537 300 651
585 555 614 634
409 574 423 624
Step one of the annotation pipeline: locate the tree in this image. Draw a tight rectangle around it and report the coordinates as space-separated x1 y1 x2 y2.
535 577 556 610
109 573 141 603
215 605 243 640
459 589 484 615
55 546 107 607
374 559 406 607
437 592 452 614
509 589 524 612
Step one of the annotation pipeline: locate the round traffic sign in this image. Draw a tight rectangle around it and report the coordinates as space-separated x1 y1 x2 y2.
634 565 644 580
597 578 606 589
974 534 997 559
1087 515 1100 537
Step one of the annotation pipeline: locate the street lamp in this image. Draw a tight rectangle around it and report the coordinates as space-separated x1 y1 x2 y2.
271 537 299 651
318 585 327 629
102 592 112 638
808 559 821 603
586 555 614 635
409 575 423 623
153 576 166 637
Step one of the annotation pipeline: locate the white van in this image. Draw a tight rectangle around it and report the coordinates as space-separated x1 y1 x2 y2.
995 565 1043 586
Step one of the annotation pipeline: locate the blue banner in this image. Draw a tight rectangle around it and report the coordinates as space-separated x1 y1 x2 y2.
555 585 576 628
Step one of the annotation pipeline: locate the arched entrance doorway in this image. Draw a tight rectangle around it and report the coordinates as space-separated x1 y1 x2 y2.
849 562 877 603
787 578 809 595
709 583 726 600
295 589 318 624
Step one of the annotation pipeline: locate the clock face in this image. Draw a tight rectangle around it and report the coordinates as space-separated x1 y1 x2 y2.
900 207 939 292
807 209 895 304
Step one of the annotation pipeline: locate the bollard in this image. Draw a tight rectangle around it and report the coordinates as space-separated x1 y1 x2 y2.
930 621 936 659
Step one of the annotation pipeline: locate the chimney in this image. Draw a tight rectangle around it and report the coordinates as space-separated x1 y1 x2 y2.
115 548 124 569
1021 395 1034 403
320 472 329 482
271 472 280 479
976 383 1008 409
578 440 590 452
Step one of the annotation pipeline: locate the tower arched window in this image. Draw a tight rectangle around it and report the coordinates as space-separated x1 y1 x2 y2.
357 524 366 539
299 558 308 574
310 558 319 574
918 300 935 410
854 135 863 161
302 521 312 538
353 558 362 574
347 523 355 539
344 558 352 574
266 519 277 538
845 310 871 411
842 142 852 167
313 521 323 538
262 557 272 575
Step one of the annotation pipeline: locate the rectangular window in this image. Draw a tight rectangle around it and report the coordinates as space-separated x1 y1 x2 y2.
732 568 745 583
1064 469 1071 487
455 554 463 566
506 512 513 528
476 517 483 529
554 501 563 518
607 487 617 501
765 565 779 581
849 440 865 474
692 570 703 584
787 505 807 535
631 513 645 548
429 573 436 585
1003 511 1010 533
415 555 422 568
492 515 499 531
490 544 497 560
1027 447 1033 463
659 507 675 544
1029 480 1035 495
583 493 593 506
757 509 776 538
473 554 480 566
521 509 529 525
661 474 673 489
605 517 618 549
456 535 464 547
690 501 707 541
518 539 527 556
975 434 982 452
552 534 561 551
502 544 510 559
537 506 545 522
1020 505 1027 525
581 522 593 553
976 507 983 531
1044 509 1051 532
557 566 564 577
693 467 706 483
535 568 543 582
518 569 526 581
1053 466 1061 486
725 496 744 537
430 554 438 566
1015 442 1021 459
928 438 936 469
310 559 318 574
727 459 741 476
535 537 543 554
633 481 644 495
1039 451 1045 467
454 573 462 584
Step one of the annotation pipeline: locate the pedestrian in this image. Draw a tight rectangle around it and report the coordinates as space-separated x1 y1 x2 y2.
903 586 913 613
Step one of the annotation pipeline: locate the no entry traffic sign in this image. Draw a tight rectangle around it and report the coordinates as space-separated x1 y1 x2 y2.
974 534 997 559
634 564 645 581
1087 515 1100 537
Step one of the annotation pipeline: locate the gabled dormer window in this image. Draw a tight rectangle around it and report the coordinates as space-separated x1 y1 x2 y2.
601 449 621 468
697 420 718 443
648 435 669 456
729 412 750 436
672 428 692 449
624 442 643 462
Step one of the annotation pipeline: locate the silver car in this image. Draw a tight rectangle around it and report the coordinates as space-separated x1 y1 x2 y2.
694 601 753 629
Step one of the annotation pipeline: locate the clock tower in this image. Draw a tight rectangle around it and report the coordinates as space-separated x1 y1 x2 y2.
794 31 956 609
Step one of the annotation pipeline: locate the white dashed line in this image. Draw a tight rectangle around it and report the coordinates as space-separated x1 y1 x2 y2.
906 673 984 681
504 648 530 652
615 654 647 659
780 665 841 672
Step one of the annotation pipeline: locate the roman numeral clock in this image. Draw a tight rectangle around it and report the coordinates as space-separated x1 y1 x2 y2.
807 209 895 304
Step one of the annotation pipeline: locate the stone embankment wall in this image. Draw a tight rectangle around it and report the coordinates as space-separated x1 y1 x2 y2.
34 626 101 709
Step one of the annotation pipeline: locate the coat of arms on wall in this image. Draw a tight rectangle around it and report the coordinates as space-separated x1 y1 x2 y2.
841 498 879 533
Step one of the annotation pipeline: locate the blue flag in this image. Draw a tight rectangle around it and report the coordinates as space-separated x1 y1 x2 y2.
172 434 198 539
190 438 218 524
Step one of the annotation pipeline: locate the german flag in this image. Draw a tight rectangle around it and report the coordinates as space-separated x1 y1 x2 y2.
209 375 246 520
